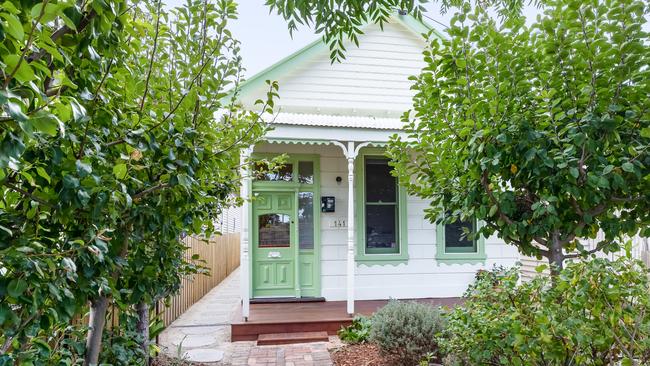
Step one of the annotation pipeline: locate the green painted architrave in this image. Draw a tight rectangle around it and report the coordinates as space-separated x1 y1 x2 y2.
435 220 487 265
393 12 445 40
224 13 443 104
249 152 321 298
354 147 408 266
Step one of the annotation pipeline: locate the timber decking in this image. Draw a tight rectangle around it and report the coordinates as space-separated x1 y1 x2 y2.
257 331 330 345
231 298 461 342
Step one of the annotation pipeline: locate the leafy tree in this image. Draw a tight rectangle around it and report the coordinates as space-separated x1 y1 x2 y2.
442 258 650 365
0 0 272 364
266 0 533 61
387 0 650 272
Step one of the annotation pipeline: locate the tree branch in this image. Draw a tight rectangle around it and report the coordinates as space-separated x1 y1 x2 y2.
3 0 50 88
3 182 54 208
133 183 169 200
105 43 224 148
78 58 114 159
27 10 97 64
138 0 162 118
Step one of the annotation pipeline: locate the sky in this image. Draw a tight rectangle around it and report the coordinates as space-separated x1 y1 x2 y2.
162 1 547 78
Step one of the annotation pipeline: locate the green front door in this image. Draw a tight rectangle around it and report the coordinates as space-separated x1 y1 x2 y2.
252 191 296 297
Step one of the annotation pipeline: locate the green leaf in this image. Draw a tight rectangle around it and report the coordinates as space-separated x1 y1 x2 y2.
488 204 498 217
62 174 79 189
7 278 28 298
6 100 28 121
30 114 60 136
70 99 87 122
0 13 24 40
76 160 92 177
602 165 614 175
113 163 128 179
621 162 634 172
177 173 191 188
3 54 34 83
535 264 548 273
569 167 579 179
36 167 51 183
641 127 650 138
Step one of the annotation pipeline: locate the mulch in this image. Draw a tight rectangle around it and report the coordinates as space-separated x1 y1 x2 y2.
330 343 394 366
151 354 209 366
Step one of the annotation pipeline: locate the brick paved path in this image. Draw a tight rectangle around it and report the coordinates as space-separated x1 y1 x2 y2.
229 342 333 366
159 268 335 365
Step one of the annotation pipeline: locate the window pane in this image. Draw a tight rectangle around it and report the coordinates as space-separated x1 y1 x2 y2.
365 158 396 202
365 205 398 253
298 192 314 250
298 161 314 184
445 218 477 253
258 214 291 248
254 162 293 182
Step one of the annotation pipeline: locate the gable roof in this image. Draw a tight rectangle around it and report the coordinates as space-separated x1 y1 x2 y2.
229 12 444 107
227 13 445 131
229 13 441 106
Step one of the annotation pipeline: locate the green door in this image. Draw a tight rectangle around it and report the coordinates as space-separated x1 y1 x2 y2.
252 191 296 297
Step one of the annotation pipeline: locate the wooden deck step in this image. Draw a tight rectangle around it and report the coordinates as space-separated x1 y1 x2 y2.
257 331 329 346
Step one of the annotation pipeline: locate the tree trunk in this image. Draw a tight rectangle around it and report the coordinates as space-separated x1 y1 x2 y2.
84 223 132 365
548 231 565 276
1 336 13 354
136 301 150 364
84 296 109 366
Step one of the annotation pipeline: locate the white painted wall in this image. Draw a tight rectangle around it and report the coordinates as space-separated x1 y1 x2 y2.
215 204 241 235
256 142 520 301
238 20 427 118
520 233 650 281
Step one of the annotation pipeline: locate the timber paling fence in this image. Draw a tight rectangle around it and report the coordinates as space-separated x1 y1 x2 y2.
76 233 240 330
157 233 240 327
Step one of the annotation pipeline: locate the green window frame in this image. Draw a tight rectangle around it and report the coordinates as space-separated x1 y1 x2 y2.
354 148 408 265
436 215 486 264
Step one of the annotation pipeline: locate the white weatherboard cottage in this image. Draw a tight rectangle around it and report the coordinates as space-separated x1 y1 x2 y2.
233 13 519 319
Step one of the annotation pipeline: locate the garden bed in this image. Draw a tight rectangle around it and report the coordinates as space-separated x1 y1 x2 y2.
152 354 208 366
330 343 388 366
330 343 442 366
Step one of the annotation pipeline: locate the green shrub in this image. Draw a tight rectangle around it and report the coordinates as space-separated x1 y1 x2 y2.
441 257 650 365
370 300 445 365
338 315 372 344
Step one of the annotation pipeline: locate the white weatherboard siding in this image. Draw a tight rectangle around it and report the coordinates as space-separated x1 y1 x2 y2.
256 143 520 301
520 233 650 281
238 20 427 119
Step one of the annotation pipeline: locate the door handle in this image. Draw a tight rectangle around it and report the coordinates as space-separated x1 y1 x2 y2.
268 251 282 258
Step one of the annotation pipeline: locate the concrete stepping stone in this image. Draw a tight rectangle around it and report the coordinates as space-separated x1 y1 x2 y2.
183 349 224 363
176 334 217 348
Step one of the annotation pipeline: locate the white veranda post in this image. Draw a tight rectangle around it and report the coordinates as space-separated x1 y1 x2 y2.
240 147 252 320
332 140 371 316
346 141 355 316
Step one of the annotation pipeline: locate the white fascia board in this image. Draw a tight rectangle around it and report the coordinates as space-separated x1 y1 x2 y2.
265 124 407 143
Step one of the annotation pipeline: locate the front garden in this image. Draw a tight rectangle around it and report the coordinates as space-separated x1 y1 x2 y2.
333 257 650 366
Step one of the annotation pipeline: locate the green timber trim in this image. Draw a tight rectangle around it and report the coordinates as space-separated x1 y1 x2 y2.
394 13 445 40
250 153 321 297
266 138 332 146
354 147 408 266
435 219 487 265
224 13 445 104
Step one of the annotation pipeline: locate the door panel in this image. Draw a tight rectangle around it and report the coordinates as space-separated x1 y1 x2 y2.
299 260 314 287
252 192 296 297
